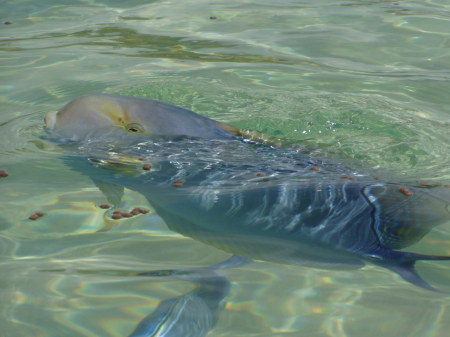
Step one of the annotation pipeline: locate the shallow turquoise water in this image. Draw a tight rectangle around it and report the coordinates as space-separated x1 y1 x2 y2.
1 1 450 336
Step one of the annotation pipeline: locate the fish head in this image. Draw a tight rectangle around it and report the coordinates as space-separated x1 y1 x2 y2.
44 94 157 142
44 94 237 143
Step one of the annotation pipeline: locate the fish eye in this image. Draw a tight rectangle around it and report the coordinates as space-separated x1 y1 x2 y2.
125 123 144 133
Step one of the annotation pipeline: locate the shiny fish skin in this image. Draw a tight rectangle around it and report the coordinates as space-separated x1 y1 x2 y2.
46 94 450 292
65 138 450 289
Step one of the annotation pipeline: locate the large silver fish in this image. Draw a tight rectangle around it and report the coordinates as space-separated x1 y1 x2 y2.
45 94 450 335
79 138 449 291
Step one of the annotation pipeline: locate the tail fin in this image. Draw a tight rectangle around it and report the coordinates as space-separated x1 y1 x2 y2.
374 252 450 293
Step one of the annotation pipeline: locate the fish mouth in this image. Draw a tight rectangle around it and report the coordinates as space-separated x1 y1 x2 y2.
44 110 58 130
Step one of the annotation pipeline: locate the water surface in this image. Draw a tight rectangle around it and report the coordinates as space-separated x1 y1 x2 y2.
1 1 450 336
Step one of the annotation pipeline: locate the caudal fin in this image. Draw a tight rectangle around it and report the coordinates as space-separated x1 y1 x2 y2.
375 252 450 293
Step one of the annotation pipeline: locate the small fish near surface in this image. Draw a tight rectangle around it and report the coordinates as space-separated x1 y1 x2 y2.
45 94 450 335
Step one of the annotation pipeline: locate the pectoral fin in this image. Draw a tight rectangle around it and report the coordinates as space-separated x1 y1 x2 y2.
92 178 124 207
91 178 125 232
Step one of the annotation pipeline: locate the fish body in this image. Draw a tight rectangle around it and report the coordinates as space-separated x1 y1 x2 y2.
72 137 450 291
46 94 450 291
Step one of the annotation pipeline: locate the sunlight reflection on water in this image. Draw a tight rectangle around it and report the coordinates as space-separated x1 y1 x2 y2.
1 0 450 336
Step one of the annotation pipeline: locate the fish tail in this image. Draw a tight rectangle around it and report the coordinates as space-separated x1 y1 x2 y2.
373 251 450 293
404 252 450 262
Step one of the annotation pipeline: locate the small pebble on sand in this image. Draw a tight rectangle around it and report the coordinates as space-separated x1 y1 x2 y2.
28 212 44 220
172 179 184 187
399 187 414 197
139 208 149 214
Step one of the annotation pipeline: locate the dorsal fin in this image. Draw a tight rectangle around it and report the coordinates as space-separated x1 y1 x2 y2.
214 121 284 147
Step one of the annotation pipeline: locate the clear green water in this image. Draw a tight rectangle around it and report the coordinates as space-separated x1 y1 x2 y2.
1 0 450 336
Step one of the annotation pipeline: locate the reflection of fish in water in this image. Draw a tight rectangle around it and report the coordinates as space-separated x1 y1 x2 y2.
45 94 450 335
